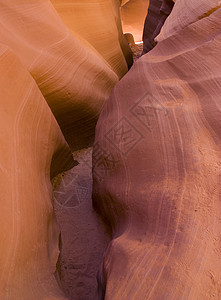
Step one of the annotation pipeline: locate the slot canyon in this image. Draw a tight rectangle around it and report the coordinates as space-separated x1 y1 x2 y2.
0 1 221 299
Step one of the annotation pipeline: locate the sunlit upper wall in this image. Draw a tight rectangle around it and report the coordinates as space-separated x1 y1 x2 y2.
120 0 149 42
51 0 132 78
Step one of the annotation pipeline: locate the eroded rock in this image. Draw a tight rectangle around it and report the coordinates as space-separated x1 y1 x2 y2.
93 7 221 299
0 44 74 300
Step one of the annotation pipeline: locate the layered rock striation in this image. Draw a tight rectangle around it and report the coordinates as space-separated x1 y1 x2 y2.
0 44 75 300
93 7 221 299
0 0 131 150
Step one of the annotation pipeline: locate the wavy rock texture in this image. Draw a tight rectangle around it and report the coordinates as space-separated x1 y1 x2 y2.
51 0 133 77
0 0 130 150
93 8 221 300
142 0 174 54
0 44 75 300
156 0 220 42
121 0 149 42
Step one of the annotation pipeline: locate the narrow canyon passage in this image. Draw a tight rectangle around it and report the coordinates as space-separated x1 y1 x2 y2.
0 1 221 300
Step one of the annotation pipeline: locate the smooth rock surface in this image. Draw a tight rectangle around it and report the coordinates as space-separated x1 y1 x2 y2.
93 8 221 299
0 44 74 300
51 0 133 77
156 0 220 42
121 0 149 42
0 0 129 150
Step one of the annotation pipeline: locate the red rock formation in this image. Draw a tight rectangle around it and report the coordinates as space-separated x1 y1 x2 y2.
0 44 74 300
51 0 133 76
142 0 174 54
93 8 221 299
0 0 131 150
156 0 220 42
0 2 132 299
121 0 149 42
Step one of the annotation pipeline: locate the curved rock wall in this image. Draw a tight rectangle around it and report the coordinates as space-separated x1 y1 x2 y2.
156 0 220 42
93 7 221 299
142 0 174 54
51 0 133 77
0 44 74 300
121 0 149 42
0 0 131 150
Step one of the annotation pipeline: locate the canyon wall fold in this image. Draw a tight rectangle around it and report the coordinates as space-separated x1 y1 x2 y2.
93 8 221 300
51 0 133 77
142 0 174 54
0 1 134 298
0 0 131 150
0 44 75 300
